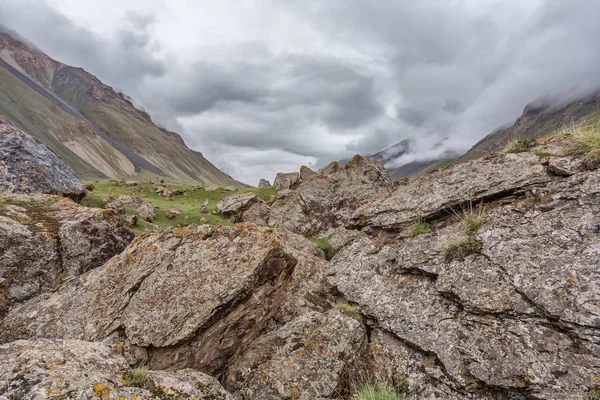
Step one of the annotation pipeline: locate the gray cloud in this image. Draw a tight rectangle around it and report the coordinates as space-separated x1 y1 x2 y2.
1 0 599 184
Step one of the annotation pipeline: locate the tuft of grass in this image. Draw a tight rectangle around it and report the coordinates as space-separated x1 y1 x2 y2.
444 202 485 263
589 388 600 400
562 121 600 156
311 236 335 260
582 148 600 170
354 384 404 400
532 148 553 158
444 236 483 263
503 139 536 154
122 366 152 389
334 303 362 320
408 216 432 237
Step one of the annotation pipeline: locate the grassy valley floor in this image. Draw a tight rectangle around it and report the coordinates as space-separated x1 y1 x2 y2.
81 180 276 235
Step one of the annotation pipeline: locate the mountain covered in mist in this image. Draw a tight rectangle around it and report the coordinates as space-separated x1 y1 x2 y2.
0 27 239 185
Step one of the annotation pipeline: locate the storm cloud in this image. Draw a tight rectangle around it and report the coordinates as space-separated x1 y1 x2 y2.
1 0 599 184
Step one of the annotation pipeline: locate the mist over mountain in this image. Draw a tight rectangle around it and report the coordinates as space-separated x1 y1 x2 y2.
1 0 600 184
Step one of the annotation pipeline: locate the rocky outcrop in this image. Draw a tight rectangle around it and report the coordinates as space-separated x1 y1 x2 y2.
327 141 600 399
103 195 156 223
268 155 394 236
0 225 332 378
299 165 317 180
258 178 272 188
0 339 233 399
351 151 552 229
273 172 300 191
226 310 366 400
0 194 133 305
216 192 270 224
0 116 86 201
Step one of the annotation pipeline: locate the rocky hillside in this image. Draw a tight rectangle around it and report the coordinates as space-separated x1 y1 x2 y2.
0 28 239 185
1 113 600 398
462 91 600 161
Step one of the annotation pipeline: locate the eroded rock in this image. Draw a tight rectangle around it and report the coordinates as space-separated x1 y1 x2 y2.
273 172 300 191
0 194 133 304
217 192 270 224
268 155 394 236
0 339 233 400
0 116 86 201
0 225 333 378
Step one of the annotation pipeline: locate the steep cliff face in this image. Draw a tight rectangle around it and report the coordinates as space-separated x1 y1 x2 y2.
0 29 239 185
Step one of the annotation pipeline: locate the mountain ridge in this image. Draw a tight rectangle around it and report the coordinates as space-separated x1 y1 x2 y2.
0 27 240 185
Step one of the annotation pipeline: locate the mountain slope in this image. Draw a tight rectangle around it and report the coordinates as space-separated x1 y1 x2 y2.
0 28 239 185
461 91 600 161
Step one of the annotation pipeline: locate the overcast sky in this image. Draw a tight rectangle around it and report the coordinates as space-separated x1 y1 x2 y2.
1 0 599 184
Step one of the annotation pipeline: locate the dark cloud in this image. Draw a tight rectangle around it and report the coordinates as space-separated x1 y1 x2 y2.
1 0 600 184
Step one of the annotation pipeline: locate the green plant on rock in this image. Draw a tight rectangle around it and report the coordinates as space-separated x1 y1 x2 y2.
311 235 335 260
354 384 404 400
408 216 432 237
334 303 362 320
562 120 600 156
444 202 486 263
590 387 600 400
122 366 153 389
503 139 536 154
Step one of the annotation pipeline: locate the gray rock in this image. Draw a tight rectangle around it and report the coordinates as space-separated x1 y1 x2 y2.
299 165 317 180
0 194 133 305
226 310 366 400
0 339 233 400
327 166 600 398
258 178 272 188
217 192 270 224
0 225 332 377
268 155 394 237
352 152 554 230
0 116 86 201
273 172 300 191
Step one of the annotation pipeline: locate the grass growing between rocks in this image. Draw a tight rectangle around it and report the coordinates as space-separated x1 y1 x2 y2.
333 303 362 320
122 366 152 388
562 120 600 170
503 139 537 154
354 385 404 400
408 216 433 237
444 203 486 263
81 180 276 235
311 235 335 260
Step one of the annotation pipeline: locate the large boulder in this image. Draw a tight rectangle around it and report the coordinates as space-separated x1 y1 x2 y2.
225 310 366 400
0 194 134 305
258 178 272 188
299 165 317 180
0 116 86 201
268 155 394 237
0 225 333 378
273 172 300 191
0 339 233 399
351 151 553 230
327 152 600 399
217 192 270 224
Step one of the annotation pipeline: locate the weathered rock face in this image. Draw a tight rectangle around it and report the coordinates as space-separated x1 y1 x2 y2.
299 165 317 180
351 151 553 230
0 194 134 305
103 195 155 223
217 192 270 225
273 172 300 191
225 310 366 400
268 155 394 236
0 339 234 400
327 147 600 399
258 178 272 188
0 224 332 378
0 116 86 201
